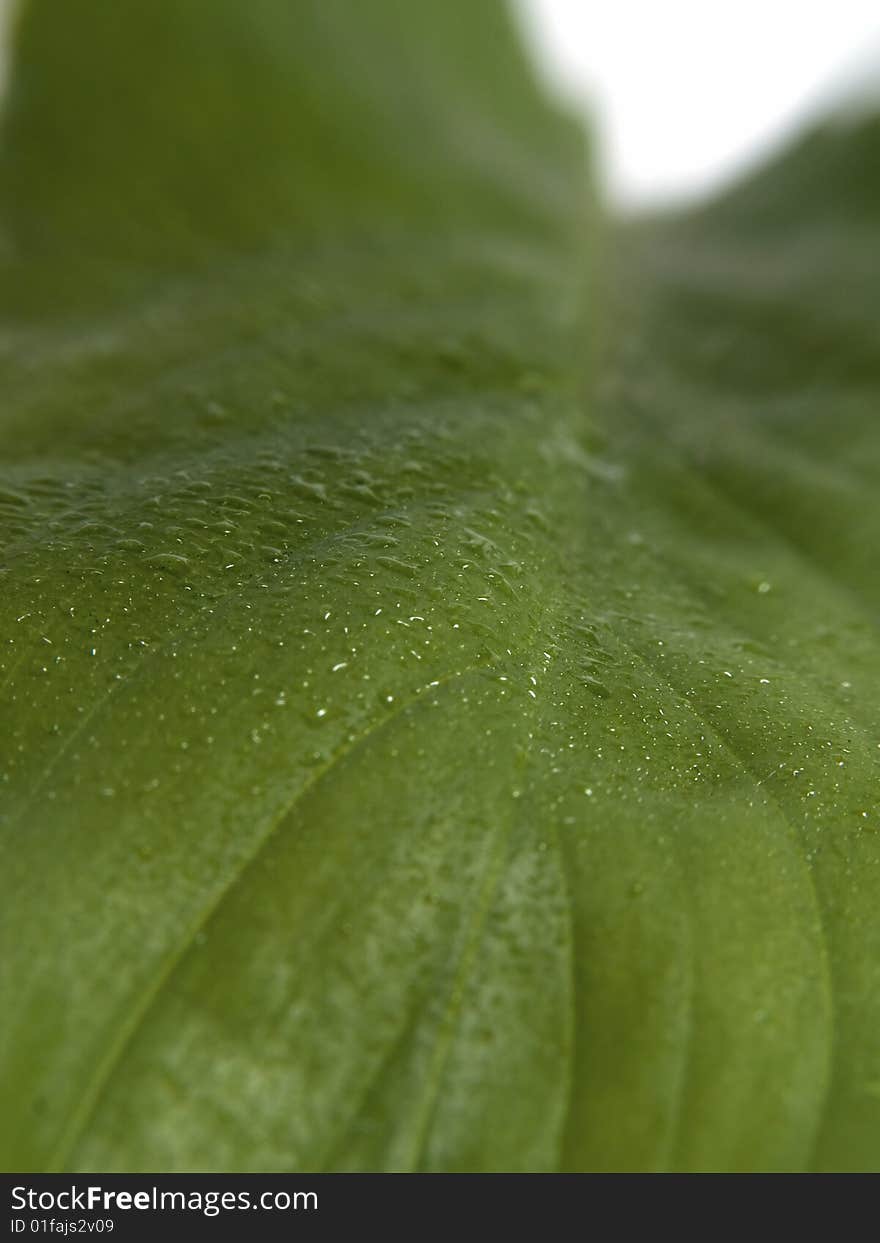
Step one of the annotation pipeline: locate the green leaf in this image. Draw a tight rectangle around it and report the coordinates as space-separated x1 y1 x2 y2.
1 0 878 1172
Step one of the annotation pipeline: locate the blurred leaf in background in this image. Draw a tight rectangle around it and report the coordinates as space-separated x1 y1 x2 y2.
0 0 878 1172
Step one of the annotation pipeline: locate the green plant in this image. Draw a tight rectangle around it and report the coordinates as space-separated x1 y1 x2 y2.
1 0 878 1172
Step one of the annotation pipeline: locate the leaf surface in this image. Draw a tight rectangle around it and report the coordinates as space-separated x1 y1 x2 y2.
1 0 878 1172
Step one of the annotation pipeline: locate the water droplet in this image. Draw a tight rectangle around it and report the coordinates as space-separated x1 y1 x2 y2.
143 552 189 573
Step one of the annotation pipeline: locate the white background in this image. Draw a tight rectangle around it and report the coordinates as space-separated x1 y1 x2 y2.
518 0 880 205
